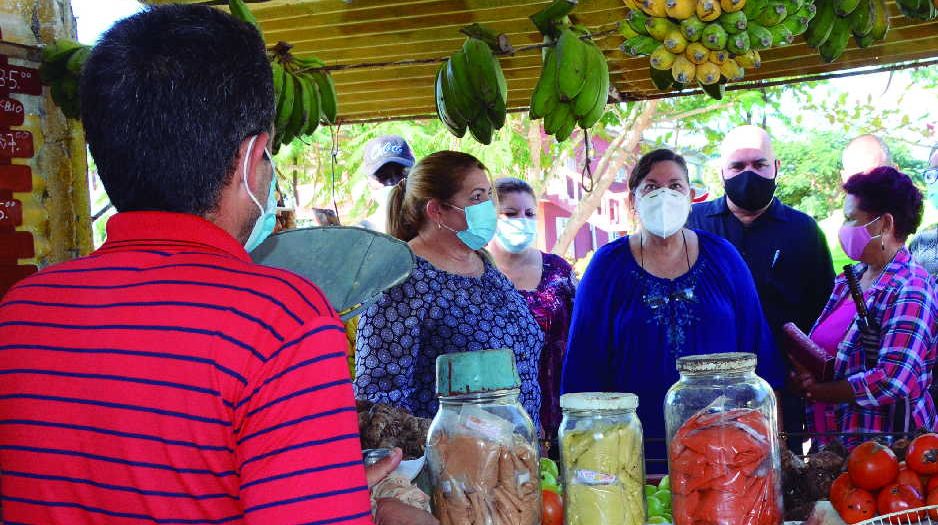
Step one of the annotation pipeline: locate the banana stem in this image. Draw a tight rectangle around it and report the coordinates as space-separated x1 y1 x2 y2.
530 0 579 38
459 24 515 55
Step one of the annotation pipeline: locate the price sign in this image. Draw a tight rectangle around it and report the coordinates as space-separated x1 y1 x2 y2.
0 264 37 296
0 164 31 192
0 230 35 259
0 98 24 127
0 130 33 159
0 63 41 96
0 199 22 227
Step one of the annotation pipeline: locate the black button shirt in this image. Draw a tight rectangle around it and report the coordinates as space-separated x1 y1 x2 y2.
688 197 835 340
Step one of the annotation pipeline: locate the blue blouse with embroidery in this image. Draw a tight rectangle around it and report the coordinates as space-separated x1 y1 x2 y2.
561 230 783 468
354 256 545 429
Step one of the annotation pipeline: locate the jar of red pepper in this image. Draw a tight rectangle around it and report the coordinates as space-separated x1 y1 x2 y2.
664 353 782 525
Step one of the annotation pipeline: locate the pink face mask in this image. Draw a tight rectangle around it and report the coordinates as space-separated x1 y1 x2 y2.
839 215 882 261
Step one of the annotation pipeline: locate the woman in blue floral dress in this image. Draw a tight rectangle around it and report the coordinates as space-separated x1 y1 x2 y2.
354 152 544 428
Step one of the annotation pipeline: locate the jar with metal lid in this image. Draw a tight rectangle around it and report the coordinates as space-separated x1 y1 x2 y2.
664 352 782 525
426 349 540 525
559 392 646 525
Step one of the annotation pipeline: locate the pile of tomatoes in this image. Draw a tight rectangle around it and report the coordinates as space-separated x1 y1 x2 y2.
830 434 938 524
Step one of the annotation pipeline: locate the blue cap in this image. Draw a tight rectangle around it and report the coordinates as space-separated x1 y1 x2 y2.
361 135 415 178
436 349 521 396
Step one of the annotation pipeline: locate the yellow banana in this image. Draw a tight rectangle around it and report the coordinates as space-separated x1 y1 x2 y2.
641 0 669 17
685 43 710 64
719 58 745 80
671 55 697 84
695 61 721 84
666 0 698 19
651 45 679 69
721 0 747 12
734 49 761 68
697 0 723 20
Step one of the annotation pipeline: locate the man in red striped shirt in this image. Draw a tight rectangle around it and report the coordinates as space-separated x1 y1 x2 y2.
0 5 374 523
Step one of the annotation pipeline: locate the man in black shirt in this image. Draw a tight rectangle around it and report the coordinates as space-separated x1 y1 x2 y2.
688 125 835 448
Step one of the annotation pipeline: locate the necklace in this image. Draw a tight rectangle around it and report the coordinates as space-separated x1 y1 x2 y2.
640 230 691 276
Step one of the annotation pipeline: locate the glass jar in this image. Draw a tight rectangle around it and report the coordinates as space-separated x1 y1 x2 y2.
559 392 646 525
426 349 540 525
664 352 782 525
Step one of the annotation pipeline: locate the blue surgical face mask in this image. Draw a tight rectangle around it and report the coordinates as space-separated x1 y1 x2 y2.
495 218 537 253
242 135 277 252
442 199 497 251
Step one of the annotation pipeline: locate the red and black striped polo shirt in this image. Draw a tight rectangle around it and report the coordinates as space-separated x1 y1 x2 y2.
0 211 372 524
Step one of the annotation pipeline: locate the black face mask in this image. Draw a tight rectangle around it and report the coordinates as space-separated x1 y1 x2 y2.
723 169 776 212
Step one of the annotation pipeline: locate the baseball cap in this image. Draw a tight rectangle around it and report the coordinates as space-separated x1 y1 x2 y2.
360 135 415 178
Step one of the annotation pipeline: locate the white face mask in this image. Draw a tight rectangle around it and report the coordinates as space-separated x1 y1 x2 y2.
637 187 690 239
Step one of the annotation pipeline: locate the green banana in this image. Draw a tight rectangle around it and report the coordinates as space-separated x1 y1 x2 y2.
274 69 295 143
646 17 680 41
530 50 560 120
310 72 338 124
555 29 588 101
650 65 675 90
727 31 751 54
229 0 260 29
627 9 652 35
834 0 862 16
468 112 494 145
282 72 307 144
446 51 477 122
700 81 726 100
850 0 874 37
854 32 875 48
804 0 835 47
680 16 707 41
544 101 572 136
780 10 811 35
271 62 285 110
555 111 577 142
40 39 85 84
488 95 507 130
720 11 749 34
756 2 788 25
819 16 850 62
299 74 321 137
435 64 468 137
869 0 890 40
622 35 660 56
574 44 610 129
743 0 768 20
768 24 794 45
619 20 641 39
463 38 501 107
747 23 773 50
701 23 728 50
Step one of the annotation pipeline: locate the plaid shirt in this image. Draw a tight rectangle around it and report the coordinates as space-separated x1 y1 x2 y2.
809 248 938 448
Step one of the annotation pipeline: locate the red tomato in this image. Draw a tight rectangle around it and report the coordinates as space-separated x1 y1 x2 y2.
928 489 938 520
848 441 900 491
897 464 925 497
830 472 854 509
928 475 938 494
877 483 924 524
838 488 877 524
541 489 562 525
907 433 938 475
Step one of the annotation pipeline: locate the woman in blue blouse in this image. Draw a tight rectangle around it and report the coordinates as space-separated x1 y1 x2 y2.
354 151 544 428
561 149 784 468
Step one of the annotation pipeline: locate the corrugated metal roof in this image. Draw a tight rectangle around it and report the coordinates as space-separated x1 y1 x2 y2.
146 0 938 122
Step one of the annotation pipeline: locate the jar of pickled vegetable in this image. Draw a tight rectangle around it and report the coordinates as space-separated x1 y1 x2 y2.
664 352 782 525
559 392 645 525
426 349 540 525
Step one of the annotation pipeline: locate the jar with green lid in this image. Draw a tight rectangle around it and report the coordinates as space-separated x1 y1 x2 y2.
664 352 782 525
559 392 645 525
426 349 540 525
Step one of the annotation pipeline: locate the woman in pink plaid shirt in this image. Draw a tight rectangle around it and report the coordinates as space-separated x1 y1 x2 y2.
793 166 938 450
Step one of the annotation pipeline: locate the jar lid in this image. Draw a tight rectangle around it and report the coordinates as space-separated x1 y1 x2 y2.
676 352 757 374
560 392 639 411
436 349 520 396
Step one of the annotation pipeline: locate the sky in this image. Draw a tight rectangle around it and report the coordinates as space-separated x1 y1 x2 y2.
73 0 143 45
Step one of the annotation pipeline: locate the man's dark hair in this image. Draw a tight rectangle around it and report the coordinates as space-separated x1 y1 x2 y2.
81 4 274 215
628 149 690 191
495 177 535 200
844 166 923 241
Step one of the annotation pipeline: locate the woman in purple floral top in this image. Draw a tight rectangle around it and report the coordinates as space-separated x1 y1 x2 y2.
488 178 577 445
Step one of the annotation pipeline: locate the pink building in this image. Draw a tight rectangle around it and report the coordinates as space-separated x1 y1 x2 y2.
538 137 634 260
